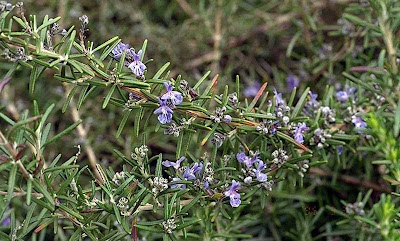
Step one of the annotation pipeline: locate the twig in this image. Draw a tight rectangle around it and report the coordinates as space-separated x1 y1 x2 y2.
0 190 43 198
309 167 390 193
136 198 194 212
63 84 104 185
211 0 222 74
175 0 197 18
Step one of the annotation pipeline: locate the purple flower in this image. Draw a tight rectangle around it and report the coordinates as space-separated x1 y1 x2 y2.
236 152 259 168
1 217 10 227
224 180 241 208
337 145 344 155
112 42 130 60
154 99 173 124
336 91 349 102
127 49 146 78
171 177 186 189
273 89 285 106
162 156 185 169
286 74 299 91
336 86 356 102
161 82 183 106
294 123 308 144
244 82 260 97
309 91 318 102
352 116 367 129
254 161 268 182
183 163 203 180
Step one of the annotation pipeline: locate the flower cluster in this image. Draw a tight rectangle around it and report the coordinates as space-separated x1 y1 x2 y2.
2 47 28 62
152 176 168 196
154 82 183 124
256 117 278 136
162 218 177 234
211 133 227 148
0 1 12 13
345 202 365 216
309 128 332 149
112 42 147 78
297 160 310 178
117 197 129 216
233 151 271 206
112 171 126 185
210 106 232 123
272 148 289 166
162 157 205 190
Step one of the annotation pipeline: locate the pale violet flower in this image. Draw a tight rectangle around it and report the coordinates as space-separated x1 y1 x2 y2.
170 177 186 189
111 42 130 60
183 163 203 180
294 123 308 144
286 74 299 90
154 99 173 124
161 82 183 106
224 180 241 208
162 156 185 169
254 161 268 182
273 88 285 106
336 86 356 102
352 116 367 129
127 49 146 78
236 152 260 168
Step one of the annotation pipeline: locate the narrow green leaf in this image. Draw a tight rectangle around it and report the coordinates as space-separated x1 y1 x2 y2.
36 16 61 32
176 218 201 230
286 32 301 57
26 178 32 205
59 204 84 221
134 108 143 137
394 104 400 137
44 120 82 146
38 103 55 131
32 180 55 206
140 39 148 61
103 84 116 109
64 30 76 57
291 87 310 118
155 154 163 177
92 36 119 53
116 110 131 138
180 194 202 214
153 62 170 79
7 164 17 202
29 64 38 95
62 85 78 113
194 71 211 90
